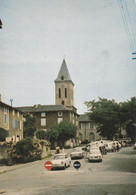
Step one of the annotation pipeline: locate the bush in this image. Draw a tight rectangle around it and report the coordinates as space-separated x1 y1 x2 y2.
36 130 47 140
7 137 42 163
15 137 35 156
0 128 8 141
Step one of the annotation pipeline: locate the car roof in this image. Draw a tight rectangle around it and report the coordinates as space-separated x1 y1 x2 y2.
54 153 67 156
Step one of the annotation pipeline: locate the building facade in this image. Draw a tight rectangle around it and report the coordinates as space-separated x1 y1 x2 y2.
18 105 79 131
79 114 100 143
0 99 23 142
18 59 79 147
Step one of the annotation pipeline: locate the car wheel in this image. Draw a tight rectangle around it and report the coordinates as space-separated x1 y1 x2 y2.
64 164 66 169
68 161 71 167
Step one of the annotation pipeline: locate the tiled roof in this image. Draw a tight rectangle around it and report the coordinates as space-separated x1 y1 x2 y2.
17 104 70 113
54 59 74 84
0 101 22 112
79 114 90 122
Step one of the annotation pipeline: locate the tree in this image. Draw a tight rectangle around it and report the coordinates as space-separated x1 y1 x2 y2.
23 114 36 138
85 98 119 140
36 130 47 140
0 128 8 141
57 120 77 146
47 124 59 142
116 102 129 139
124 97 136 142
47 121 77 147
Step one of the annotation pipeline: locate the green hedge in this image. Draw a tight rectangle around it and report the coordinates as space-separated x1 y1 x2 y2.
7 137 42 163
0 128 8 141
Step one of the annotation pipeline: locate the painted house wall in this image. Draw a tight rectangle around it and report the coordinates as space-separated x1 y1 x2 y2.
0 101 23 142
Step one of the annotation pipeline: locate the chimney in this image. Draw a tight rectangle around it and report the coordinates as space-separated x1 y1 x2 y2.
34 104 41 109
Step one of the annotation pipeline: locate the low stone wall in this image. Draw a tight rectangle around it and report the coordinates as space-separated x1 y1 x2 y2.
0 140 51 165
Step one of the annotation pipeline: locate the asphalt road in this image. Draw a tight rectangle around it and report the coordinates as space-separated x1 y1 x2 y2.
0 146 136 195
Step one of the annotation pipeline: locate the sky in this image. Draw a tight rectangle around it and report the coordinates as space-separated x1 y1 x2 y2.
0 0 136 114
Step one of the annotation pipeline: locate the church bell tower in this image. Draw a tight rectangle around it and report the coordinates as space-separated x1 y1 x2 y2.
54 59 74 107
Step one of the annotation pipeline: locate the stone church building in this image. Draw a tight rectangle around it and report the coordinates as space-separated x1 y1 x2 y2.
18 59 79 147
18 59 100 147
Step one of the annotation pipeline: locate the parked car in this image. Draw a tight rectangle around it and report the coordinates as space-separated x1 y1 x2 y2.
51 153 71 170
87 149 102 162
105 142 115 152
70 147 84 159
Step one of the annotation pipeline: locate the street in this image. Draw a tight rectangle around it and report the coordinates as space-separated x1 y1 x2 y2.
0 146 136 195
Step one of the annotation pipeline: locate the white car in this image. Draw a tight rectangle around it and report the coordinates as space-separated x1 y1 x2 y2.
87 149 102 162
70 147 84 159
51 154 71 170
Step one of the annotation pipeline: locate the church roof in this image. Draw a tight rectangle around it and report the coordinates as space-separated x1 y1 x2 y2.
79 114 91 122
54 59 74 84
17 104 70 113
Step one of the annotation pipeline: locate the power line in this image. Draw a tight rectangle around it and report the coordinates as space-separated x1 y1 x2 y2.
117 0 134 51
124 0 136 48
117 0 136 60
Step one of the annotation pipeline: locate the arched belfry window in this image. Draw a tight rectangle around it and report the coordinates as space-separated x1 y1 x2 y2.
61 76 64 80
65 88 67 98
59 88 61 98
62 101 64 105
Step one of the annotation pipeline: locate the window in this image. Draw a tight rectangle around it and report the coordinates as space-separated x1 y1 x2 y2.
15 120 18 128
65 88 67 98
58 118 63 124
4 107 7 113
61 76 64 80
41 118 46 126
19 121 21 129
41 112 46 117
61 101 64 105
80 123 85 129
17 111 19 117
13 119 15 128
59 88 61 98
58 112 63 116
86 122 91 129
17 121 21 129
4 114 7 123
13 119 18 128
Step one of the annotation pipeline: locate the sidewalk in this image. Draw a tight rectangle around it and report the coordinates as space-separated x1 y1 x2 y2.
0 162 32 174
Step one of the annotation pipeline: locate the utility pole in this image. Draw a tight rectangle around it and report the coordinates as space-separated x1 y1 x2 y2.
10 99 13 107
